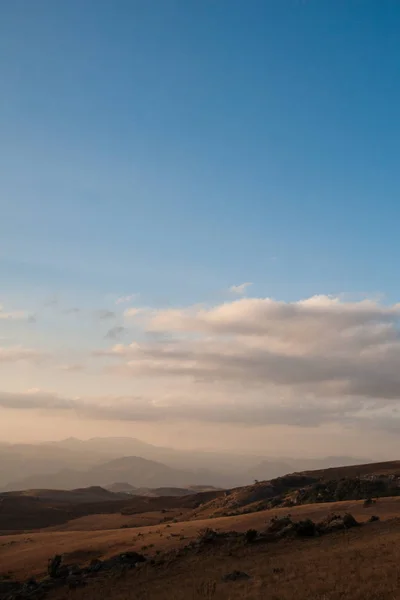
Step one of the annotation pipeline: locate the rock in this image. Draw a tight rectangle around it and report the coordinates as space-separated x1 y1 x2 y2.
67 564 82 577
369 515 380 522
88 558 103 572
47 555 62 578
342 513 359 528
222 570 251 582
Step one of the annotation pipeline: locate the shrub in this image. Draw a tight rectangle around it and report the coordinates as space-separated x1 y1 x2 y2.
267 515 293 533
245 529 258 543
294 519 317 537
369 515 380 522
197 528 218 542
343 513 359 528
363 497 375 508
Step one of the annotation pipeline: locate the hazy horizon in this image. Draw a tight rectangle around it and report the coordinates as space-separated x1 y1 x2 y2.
2 2 400 460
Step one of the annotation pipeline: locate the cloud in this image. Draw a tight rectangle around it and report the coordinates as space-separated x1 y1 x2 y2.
91 295 400 429
0 387 397 433
0 305 32 320
229 282 252 295
105 326 127 340
0 390 76 410
6 294 400 433
0 346 44 363
95 309 116 320
116 294 138 305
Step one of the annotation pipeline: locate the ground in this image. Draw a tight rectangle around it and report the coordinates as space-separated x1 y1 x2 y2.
48 518 400 599
1 497 400 584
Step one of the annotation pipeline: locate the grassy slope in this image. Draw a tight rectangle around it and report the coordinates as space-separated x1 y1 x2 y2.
1 496 400 580
49 517 400 600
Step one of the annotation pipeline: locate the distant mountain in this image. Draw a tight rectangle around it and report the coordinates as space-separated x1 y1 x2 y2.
0 443 104 488
3 455 230 492
0 436 372 491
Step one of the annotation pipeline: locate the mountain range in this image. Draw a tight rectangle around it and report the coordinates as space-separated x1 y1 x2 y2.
0 436 371 492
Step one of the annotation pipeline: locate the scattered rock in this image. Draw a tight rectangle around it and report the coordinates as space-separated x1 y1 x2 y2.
342 513 359 528
47 555 62 579
267 515 293 534
294 519 317 537
88 558 103 573
222 570 251 582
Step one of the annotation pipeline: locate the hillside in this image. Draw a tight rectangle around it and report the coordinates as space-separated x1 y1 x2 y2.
0 486 223 532
2 486 126 504
42 516 400 600
1 459 399 534
191 461 400 519
2 497 400 600
104 483 222 497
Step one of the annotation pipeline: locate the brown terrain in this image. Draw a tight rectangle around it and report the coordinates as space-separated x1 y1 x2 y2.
2 461 400 599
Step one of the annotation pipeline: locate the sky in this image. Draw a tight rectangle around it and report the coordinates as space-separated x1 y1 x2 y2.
1 0 400 457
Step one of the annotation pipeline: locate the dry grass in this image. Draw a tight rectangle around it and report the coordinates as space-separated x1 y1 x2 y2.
50 518 400 599
42 508 190 532
1 496 400 581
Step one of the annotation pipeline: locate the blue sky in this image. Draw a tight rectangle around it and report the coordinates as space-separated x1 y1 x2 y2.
2 0 400 307
2 1 400 452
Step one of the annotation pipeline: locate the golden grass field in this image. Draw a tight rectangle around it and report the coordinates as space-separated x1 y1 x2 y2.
2 496 400 586
49 517 400 600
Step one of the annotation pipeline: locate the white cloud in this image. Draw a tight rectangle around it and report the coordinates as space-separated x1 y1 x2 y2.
229 282 252 295
116 294 138 305
5 294 400 434
92 295 400 429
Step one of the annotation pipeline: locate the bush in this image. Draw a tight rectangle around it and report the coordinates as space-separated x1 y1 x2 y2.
343 513 359 528
197 528 218 542
363 497 375 508
294 519 317 537
268 515 293 533
245 529 258 543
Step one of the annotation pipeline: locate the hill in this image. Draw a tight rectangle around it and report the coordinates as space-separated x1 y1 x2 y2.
191 461 400 519
39 516 400 600
2 497 400 600
2 486 126 504
104 483 222 497
2 459 400 534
